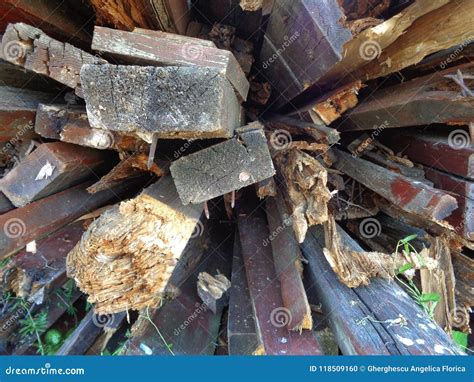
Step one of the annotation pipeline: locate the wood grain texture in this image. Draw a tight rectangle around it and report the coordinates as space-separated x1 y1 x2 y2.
81 64 241 141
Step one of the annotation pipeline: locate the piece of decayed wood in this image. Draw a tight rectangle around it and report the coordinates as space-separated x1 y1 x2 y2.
256 177 277 199
34 104 146 152
227 233 262 355
333 149 458 221
265 195 312 331
237 202 323 355
1 221 85 301
81 64 241 141
1 23 107 97
67 176 203 314
0 142 110 207
340 62 474 131
91 26 249 101
197 272 231 314
381 132 474 181
301 224 464 355
170 123 275 204
0 86 56 142
0 178 144 259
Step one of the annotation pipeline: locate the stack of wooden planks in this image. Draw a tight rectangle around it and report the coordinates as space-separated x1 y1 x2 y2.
0 0 471 356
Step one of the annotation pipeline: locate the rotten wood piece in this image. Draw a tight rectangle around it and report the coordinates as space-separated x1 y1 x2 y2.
170 123 275 204
0 142 110 207
81 64 241 141
91 26 249 101
273 149 331 243
381 132 474 181
452 252 474 333
90 0 190 34
341 62 474 131
228 234 262 355
0 86 56 142
256 177 277 199
237 202 323 355
197 272 231 314
333 149 458 221
0 178 143 259
35 104 146 152
1 23 106 97
301 224 464 355
67 176 203 314
125 218 233 355
0 221 85 301
265 195 312 331
260 0 352 108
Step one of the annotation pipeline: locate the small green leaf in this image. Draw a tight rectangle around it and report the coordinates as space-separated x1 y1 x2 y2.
397 263 414 275
419 293 441 303
452 330 468 348
400 234 418 244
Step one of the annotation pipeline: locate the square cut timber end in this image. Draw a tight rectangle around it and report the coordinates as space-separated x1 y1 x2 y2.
0 141 108 207
170 122 276 204
80 64 241 142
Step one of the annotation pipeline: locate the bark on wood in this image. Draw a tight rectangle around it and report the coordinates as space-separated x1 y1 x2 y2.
452 251 473 333
0 86 55 142
35 104 146 152
228 234 262 355
170 123 275 204
81 64 241 141
382 132 474 181
237 203 323 355
0 178 143 259
1 23 106 97
341 62 474 131
273 149 331 243
265 195 312 331
67 176 203 314
0 142 110 207
301 224 464 355
333 149 458 221
91 26 249 101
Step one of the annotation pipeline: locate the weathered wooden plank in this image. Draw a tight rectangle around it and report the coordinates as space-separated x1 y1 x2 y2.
0 86 56 142
35 104 146 152
170 123 275 204
133 27 216 47
237 202 323 355
381 132 474 180
197 272 231 314
2 221 85 300
91 26 249 101
265 195 312 331
125 219 233 355
0 142 110 207
81 64 241 141
0 178 143 259
340 62 474 131
0 60 63 92
1 23 106 97
228 233 262 355
67 176 203 314
90 0 190 34
333 149 458 221
260 0 352 108
0 192 14 214
301 224 464 355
